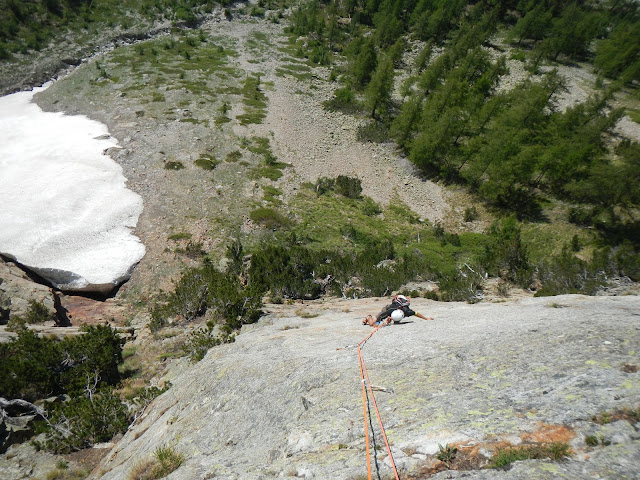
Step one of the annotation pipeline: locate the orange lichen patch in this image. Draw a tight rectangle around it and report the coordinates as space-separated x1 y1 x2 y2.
521 423 575 444
454 443 489 470
480 440 514 454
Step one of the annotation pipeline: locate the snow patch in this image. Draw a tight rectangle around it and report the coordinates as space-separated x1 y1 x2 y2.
0 86 145 292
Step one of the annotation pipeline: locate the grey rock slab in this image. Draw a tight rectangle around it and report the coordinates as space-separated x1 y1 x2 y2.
92 295 640 479
0 258 55 324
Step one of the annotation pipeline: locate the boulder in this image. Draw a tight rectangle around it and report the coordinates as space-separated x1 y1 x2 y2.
0 258 55 324
0 415 37 454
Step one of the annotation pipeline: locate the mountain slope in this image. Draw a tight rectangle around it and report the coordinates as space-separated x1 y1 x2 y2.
93 294 640 479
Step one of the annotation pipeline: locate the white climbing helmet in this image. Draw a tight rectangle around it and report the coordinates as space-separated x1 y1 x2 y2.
391 309 405 322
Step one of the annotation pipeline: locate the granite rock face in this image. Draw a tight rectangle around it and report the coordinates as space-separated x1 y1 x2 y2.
0 258 55 324
92 295 640 479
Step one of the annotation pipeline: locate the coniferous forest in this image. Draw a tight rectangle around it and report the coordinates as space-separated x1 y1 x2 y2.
290 0 639 224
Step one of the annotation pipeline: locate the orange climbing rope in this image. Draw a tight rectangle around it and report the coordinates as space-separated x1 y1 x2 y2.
358 347 373 480
357 322 401 480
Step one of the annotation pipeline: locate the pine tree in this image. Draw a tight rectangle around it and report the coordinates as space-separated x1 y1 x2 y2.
365 54 395 118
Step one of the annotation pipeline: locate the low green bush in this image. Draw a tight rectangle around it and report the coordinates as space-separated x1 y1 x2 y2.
37 388 129 453
194 155 219 170
314 177 335 196
314 176 362 199
175 240 205 259
437 265 485 303
535 247 607 297
356 121 391 143
182 321 235 362
488 442 571 468
151 263 263 332
152 445 185 478
250 207 291 229
610 241 640 281
464 206 479 222
25 300 53 323
334 175 362 199
568 206 597 227
150 269 209 330
6 300 53 331
436 443 457 467
226 150 242 162
323 87 360 113
164 161 184 170
0 325 123 402
361 197 382 216
482 217 533 288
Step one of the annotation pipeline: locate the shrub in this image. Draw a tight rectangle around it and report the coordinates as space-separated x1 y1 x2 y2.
585 435 599 447
438 266 485 303
38 388 129 453
249 245 324 300
0 325 123 402
164 161 184 170
323 87 360 113
175 241 205 259
571 234 581 252
482 217 532 288
152 445 184 478
436 443 457 467
568 207 596 226
182 321 235 362
250 207 291 229
226 150 242 162
205 271 263 330
464 206 479 222
496 280 510 297
535 247 606 297
7 300 53 331
488 442 571 468
58 324 124 394
314 177 335 196
610 241 640 281
0 329 61 401
356 121 390 143
194 156 219 170
362 197 382 216
433 222 461 246
151 264 263 332
252 165 284 180
26 300 54 323
151 269 209 329
334 175 362 199
424 290 439 301
6 315 28 332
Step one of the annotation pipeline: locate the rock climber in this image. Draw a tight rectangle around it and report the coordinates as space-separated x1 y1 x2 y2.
362 294 433 326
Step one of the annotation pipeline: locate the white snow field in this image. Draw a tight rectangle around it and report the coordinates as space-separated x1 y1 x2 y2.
0 86 145 293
